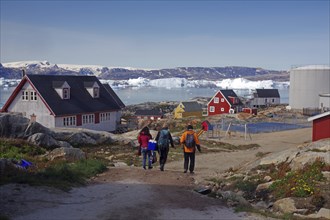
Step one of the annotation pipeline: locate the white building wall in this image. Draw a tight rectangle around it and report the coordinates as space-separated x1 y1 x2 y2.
54 111 121 132
250 97 280 107
290 66 330 109
7 83 55 127
319 94 330 110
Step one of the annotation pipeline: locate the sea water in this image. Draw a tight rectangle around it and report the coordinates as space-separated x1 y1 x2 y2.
0 86 289 108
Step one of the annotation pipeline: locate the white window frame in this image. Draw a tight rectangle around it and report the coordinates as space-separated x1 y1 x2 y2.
221 98 225 102
214 97 219 103
100 112 111 122
210 106 215 112
63 88 70 99
63 116 76 126
22 90 29 101
221 108 225 112
93 87 99 98
30 91 37 101
82 114 95 124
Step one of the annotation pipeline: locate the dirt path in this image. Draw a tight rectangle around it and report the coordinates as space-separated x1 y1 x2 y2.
167 127 312 183
1 128 312 220
2 168 247 220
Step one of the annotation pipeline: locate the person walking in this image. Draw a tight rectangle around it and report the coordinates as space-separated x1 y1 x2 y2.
155 124 175 171
180 125 201 174
138 126 153 170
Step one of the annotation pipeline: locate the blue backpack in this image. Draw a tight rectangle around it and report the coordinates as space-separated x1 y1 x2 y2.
158 129 169 148
185 133 196 148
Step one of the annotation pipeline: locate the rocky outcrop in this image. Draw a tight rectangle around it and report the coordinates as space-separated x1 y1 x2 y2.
46 147 86 161
202 138 330 219
243 139 330 172
0 113 31 138
0 113 115 149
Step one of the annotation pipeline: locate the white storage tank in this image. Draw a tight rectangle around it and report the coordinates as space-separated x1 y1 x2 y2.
289 65 330 109
319 93 330 110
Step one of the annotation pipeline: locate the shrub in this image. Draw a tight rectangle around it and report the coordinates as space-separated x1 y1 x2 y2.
270 159 325 199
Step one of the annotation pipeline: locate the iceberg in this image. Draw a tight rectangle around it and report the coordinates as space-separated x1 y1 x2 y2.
102 77 289 90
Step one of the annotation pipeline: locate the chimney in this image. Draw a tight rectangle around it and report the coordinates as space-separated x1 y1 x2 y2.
22 69 26 78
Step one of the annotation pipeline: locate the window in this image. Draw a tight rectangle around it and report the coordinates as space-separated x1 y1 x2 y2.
100 112 111 122
82 114 95 124
210 106 215 112
93 87 99 98
22 90 29 101
221 108 225 112
272 98 275 103
221 98 224 102
63 116 76 126
63 88 70 99
30 91 37 101
214 97 219 103
265 98 268 103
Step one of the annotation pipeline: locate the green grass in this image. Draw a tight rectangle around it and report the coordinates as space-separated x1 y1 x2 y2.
0 139 107 191
0 139 46 160
1 159 107 191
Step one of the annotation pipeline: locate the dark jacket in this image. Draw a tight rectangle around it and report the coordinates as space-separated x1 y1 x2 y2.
155 128 174 148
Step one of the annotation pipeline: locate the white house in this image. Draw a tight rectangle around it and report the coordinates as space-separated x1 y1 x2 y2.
249 89 280 108
1 74 125 132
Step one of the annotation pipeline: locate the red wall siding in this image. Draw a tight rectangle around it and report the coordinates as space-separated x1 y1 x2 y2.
207 91 231 116
76 114 82 126
95 113 100 124
312 115 330 141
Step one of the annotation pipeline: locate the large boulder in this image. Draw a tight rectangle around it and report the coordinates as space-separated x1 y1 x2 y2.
255 139 330 171
46 147 86 161
24 121 52 138
0 113 30 138
52 128 114 146
27 133 72 149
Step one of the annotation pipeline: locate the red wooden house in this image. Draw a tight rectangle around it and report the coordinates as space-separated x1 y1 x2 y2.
207 90 243 116
307 111 330 141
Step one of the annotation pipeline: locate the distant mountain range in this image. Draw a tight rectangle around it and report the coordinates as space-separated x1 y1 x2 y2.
0 61 289 81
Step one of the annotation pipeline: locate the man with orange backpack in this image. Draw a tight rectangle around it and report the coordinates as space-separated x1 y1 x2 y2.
180 125 201 174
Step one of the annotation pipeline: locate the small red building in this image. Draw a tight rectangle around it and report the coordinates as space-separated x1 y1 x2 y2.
307 111 330 141
207 90 243 116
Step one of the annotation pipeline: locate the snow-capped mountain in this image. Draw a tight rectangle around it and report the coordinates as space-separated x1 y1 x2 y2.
0 61 290 90
1 60 289 81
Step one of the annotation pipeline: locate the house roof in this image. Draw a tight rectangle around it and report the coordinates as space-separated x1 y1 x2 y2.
255 89 280 98
307 111 330 121
181 101 202 112
135 109 162 116
220 89 243 105
103 83 125 108
2 74 124 116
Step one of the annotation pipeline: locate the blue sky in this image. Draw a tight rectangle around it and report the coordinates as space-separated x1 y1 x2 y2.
1 0 329 70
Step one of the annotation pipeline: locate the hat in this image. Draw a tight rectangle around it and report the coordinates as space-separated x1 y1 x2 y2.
187 125 193 130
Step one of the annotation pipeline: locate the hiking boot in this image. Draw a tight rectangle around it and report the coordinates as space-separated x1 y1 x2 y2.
183 170 187 173
148 166 153 169
143 166 146 170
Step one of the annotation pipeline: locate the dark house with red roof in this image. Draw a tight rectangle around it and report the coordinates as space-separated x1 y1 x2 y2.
207 90 243 116
134 109 163 120
1 74 125 132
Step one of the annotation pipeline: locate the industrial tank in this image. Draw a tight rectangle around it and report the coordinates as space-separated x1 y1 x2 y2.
289 65 330 109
